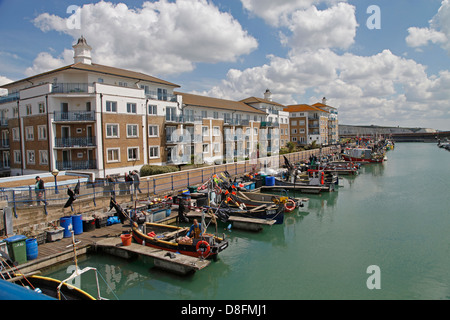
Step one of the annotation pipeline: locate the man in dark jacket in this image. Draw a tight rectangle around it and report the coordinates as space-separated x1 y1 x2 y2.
35 176 45 205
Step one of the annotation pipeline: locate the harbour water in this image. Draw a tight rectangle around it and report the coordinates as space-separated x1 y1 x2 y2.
43 143 450 300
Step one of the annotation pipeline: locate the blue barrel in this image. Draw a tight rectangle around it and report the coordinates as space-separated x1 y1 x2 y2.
265 176 275 186
71 214 83 235
25 238 38 260
60 216 73 238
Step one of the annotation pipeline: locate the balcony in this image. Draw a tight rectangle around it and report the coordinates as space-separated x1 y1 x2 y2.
56 160 97 170
52 83 93 94
54 111 95 122
146 92 178 102
260 121 279 128
54 137 96 148
0 92 19 104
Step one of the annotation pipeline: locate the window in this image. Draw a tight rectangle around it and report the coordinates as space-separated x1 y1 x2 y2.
26 104 32 115
201 110 207 119
127 147 139 161
38 102 45 114
127 124 138 138
202 126 209 137
12 127 19 141
119 82 128 87
148 125 159 137
106 101 117 112
13 150 21 164
127 103 137 114
166 107 176 121
213 126 220 137
157 88 168 101
213 111 219 119
291 120 297 126
98 78 104 83
27 150 35 164
202 144 209 153
291 129 297 134
38 125 47 140
148 105 157 115
107 148 120 163
13 107 19 118
149 146 159 159
254 128 258 135
2 152 9 169
39 150 48 165
213 143 220 153
106 124 119 138
25 127 34 141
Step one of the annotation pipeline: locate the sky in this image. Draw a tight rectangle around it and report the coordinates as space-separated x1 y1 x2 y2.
0 0 449 130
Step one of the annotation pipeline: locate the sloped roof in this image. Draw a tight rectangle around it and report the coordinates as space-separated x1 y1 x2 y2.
284 104 329 113
1 62 180 89
240 96 285 108
176 92 267 114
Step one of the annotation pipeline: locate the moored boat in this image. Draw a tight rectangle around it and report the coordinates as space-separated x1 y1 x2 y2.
132 222 229 259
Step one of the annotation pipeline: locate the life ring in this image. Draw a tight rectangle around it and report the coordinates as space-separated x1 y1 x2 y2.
321 172 324 185
196 240 210 257
284 199 296 212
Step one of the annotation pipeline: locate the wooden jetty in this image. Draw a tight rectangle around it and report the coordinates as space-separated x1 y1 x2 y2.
94 237 210 275
186 211 276 232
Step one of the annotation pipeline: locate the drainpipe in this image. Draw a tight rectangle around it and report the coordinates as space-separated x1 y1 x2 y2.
45 95 51 172
100 93 106 178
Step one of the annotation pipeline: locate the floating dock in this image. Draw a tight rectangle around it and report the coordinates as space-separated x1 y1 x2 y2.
94 237 210 275
260 185 331 194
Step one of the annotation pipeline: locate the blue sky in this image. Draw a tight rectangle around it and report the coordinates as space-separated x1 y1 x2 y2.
0 0 449 130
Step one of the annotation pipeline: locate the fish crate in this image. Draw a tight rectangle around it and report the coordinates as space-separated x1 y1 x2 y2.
45 227 65 242
29 230 46 245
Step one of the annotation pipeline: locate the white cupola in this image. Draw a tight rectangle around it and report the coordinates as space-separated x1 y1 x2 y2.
72 36 92 65
264 89 272 101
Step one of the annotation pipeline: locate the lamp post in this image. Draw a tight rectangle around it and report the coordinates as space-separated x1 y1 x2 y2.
52 169 59 194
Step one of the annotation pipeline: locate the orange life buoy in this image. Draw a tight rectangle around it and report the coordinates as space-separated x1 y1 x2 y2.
321 172 324 185
196 240 210 257
284 199 296 212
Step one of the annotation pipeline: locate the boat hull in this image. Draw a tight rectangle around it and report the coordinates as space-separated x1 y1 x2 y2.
341 154 384 163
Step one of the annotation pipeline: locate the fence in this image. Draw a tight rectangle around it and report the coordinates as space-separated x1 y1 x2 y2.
1 146 340 216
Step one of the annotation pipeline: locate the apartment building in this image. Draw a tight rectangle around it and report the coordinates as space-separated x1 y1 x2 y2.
241 89 290 153
285 99 338 147
0 37 181 177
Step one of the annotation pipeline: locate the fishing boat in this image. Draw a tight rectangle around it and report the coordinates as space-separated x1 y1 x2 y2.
341 148 385 163
208 201 285 224
132 222 229 259
322 162 359 175
234 190 306 212
1 236 112 300
109 198 229 259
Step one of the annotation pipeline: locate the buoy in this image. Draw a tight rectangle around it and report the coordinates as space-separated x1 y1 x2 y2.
196 240 210 257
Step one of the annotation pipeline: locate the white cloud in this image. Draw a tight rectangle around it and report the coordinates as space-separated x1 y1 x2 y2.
240 0 347 27
406 0 450 53
24 49 73 77
32 0 258 76
406 27 447 47
280 3 357 51
0 75 13 96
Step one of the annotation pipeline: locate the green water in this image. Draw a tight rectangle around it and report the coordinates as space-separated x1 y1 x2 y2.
43 143 450 300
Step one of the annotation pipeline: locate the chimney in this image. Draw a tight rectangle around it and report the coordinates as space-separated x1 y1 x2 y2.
322 97 327 105
264 89 272 101
72 36 92 65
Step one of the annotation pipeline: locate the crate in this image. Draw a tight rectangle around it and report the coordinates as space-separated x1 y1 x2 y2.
95 216 108 228
45 227 64 242
29 231 46 245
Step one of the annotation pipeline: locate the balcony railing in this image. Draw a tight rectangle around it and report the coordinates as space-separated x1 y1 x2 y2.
56 160 97 170
54 111 95 122
146 92 178 102
260 121 280 128
0 92 19 104
54 137 96 148
52 83 93 94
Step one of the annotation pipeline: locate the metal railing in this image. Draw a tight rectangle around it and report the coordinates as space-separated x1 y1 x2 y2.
1 146 340 217
54 137 96 148
56 160 97 170
52 83 93 94
54 111 95 122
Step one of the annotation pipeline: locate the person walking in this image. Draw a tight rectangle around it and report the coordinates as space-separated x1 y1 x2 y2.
34 176 46 205
124 172 132 194
132 170 142 193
